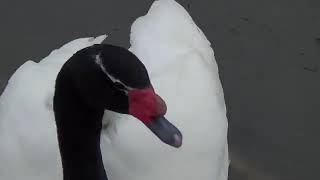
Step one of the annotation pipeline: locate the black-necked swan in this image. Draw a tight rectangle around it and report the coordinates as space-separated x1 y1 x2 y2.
0 0 229 180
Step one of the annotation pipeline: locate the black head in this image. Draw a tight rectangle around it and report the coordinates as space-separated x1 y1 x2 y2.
97 44 151 89
56 44 182 147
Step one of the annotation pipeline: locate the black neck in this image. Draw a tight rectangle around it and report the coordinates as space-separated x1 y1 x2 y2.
52 43 147 180
54 78 108 180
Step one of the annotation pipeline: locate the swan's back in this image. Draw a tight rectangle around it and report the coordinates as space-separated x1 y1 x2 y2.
101 1 229 180
0 36 106 180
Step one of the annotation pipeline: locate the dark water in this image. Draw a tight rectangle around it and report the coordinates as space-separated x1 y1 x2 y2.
1 0 320 179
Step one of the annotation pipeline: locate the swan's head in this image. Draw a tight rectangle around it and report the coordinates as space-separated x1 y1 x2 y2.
68 44 182 148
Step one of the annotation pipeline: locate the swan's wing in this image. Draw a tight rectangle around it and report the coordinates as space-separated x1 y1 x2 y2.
0 35 107 180
129 0 217 78
40 35 107 66
102 1 229 180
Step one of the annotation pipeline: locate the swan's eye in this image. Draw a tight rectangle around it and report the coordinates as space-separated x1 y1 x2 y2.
114 82 126 90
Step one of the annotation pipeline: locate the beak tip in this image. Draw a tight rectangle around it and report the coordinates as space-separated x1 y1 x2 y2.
172 133 183 148
145 116 183 148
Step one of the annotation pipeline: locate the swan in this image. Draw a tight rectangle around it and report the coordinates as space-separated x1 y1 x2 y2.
0 0 229 180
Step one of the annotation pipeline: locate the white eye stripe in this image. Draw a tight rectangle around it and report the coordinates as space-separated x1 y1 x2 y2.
94 54 134 91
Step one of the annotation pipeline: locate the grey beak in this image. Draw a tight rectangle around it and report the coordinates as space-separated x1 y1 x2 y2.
145 116 183 148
